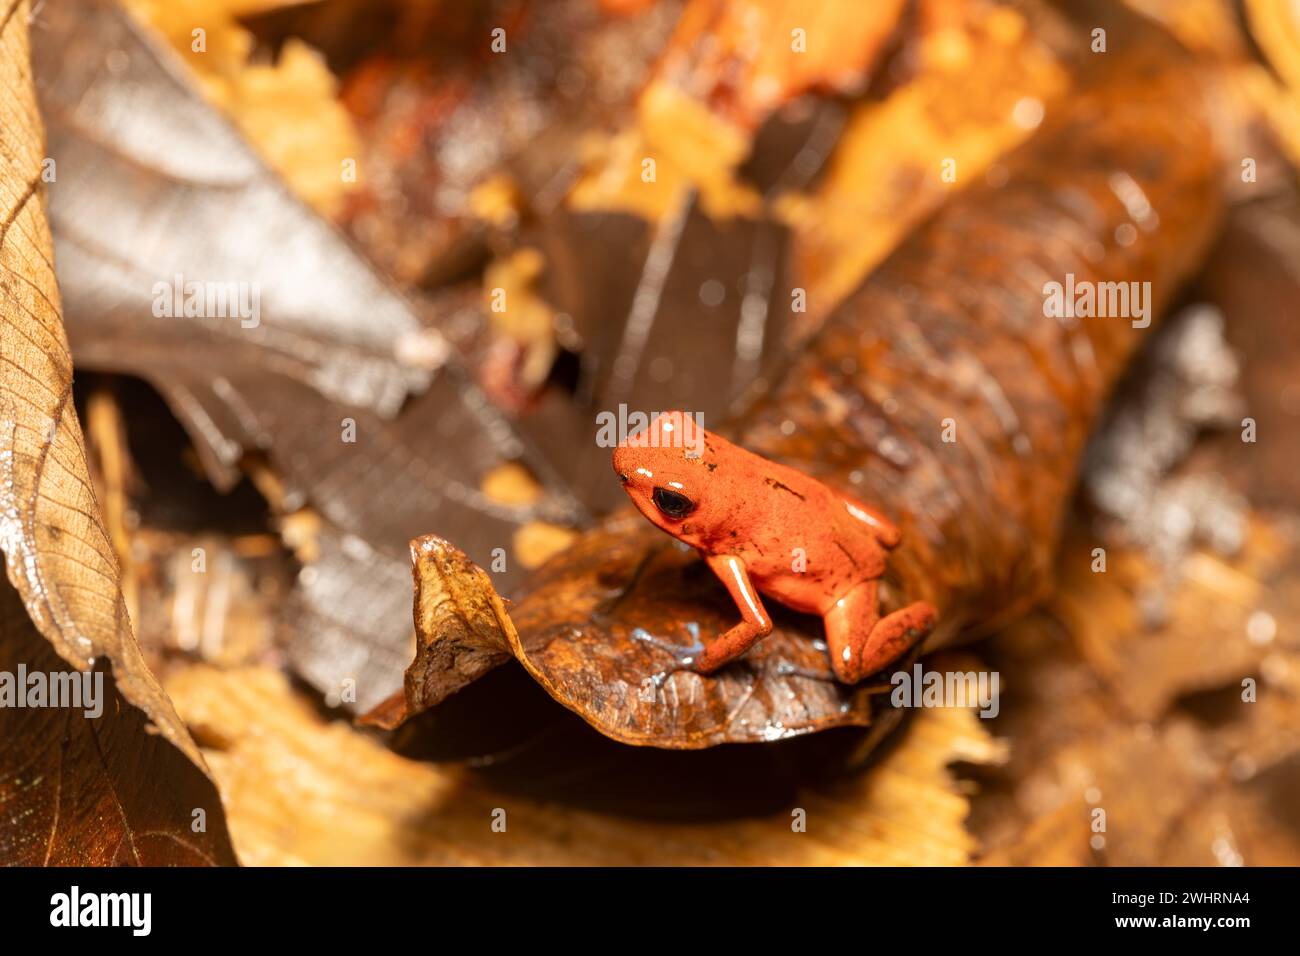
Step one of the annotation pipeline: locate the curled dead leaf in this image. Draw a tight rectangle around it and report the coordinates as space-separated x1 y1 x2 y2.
364 526 904 748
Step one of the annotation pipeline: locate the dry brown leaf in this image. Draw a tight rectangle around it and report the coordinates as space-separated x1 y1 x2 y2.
0 0 235 863
3 0 197 773
972 203 1300 864
1054 519 1293 720
174 663 999 865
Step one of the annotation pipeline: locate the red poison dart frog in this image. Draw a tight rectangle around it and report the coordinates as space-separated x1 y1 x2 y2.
613 411 936 683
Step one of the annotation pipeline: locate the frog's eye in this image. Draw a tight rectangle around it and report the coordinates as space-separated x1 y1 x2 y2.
652 486 695 519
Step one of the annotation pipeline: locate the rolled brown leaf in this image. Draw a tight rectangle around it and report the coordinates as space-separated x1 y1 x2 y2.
740 41 1224 646
376 21 1224 749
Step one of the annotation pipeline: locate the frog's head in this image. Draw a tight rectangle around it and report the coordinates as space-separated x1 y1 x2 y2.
613 411 712 541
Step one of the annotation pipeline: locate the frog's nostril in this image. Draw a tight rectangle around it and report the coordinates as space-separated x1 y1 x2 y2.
618 472 629 484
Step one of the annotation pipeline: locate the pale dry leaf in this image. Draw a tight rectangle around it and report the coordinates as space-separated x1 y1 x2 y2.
1244 0 1300 91
1239 0 1300 175
1 0 202 770
0 0 235 863
172 663 998 866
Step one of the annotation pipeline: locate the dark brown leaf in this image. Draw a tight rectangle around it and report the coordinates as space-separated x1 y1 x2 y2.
33 0 586 712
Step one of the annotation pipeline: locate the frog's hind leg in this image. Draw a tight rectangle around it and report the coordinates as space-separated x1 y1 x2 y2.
823 581 936 684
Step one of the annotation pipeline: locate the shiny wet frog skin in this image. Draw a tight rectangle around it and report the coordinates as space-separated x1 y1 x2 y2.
613 411 936 683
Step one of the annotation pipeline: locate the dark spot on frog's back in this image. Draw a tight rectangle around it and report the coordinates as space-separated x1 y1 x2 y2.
706 462 717 472
763 476 806 500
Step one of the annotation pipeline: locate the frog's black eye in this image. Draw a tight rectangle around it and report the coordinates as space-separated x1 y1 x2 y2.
652 486 695 519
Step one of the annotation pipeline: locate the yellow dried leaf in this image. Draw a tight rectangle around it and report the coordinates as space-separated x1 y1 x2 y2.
468 174 523 229
779 1 1069 319
480 461 544 506
482 249 557 391
1241 0 1300 172
171 664 999 865
124 0 359 216
512 521 579 570
569 0 905 222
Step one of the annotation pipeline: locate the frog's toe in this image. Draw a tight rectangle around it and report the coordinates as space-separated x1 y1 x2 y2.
632 626 708 670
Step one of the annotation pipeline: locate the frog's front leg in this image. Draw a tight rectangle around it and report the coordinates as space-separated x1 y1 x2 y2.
694 553 772 673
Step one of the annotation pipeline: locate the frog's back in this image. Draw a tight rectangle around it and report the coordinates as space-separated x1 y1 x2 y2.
701 439 880 608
